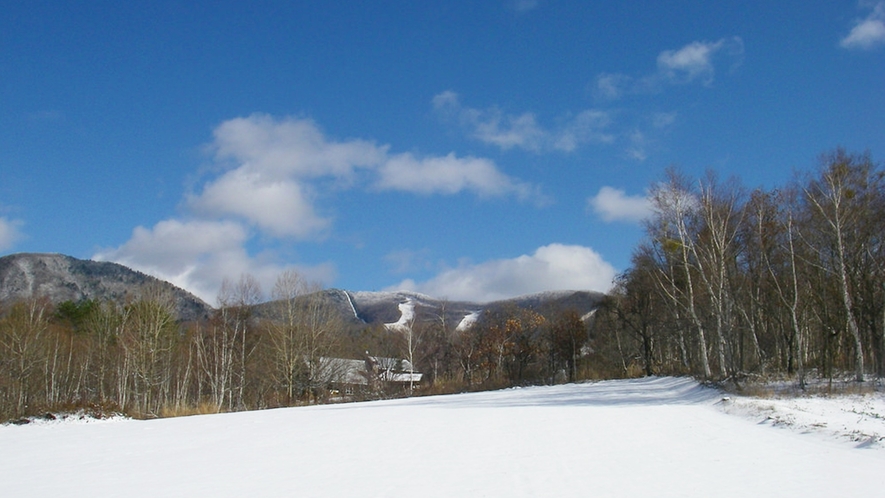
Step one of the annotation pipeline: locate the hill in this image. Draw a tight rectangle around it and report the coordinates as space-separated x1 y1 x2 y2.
0 253 211 321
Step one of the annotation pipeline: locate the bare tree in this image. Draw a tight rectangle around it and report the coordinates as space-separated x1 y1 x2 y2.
118 284 177 416
802 150 877 382
0 297 51 416
648 169 713 378
266 271 342 404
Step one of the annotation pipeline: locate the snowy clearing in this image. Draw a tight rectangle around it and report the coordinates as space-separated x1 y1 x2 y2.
2 377 883 497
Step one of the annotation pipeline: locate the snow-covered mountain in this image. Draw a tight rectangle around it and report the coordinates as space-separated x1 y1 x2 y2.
0 253 605 327
344 288 605 330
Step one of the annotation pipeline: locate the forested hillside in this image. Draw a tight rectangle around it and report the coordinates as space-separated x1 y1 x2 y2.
0 263 602 421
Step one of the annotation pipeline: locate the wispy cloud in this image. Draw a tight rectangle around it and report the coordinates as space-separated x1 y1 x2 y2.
375 152 545 202
0 216 25 251
433 91 613 153
587 187 652 223
509 0 540 13
840 2 885 50
384 248 433 275
657 40 726 84
594 37 744 100
390 243 617 302
97 113 541 302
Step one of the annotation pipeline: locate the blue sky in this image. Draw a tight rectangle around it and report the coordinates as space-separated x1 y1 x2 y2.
2 1 883 304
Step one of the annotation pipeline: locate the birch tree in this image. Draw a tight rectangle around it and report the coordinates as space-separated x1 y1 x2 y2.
802 150 877 382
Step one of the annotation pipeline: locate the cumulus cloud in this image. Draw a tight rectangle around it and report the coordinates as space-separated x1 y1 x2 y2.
188 167 330 239
94 219 335 305
433 91 612 153
211 114 385 181
390 243 617 302
595 37 744 99
98 113 538 303
588 187 652 223
840 2 885 49
0 217 24 251
198 114 538 227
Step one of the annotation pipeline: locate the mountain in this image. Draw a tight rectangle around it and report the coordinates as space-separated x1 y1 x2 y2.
0 253 605 328
343 289 605 330
0 253 211 321
254 288 605 331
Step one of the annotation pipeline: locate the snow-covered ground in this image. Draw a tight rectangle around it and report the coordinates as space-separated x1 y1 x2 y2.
720 386 885 447
2 377 883 497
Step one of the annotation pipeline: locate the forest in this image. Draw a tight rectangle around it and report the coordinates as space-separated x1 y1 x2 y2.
1 148 882 421
597 149 885 386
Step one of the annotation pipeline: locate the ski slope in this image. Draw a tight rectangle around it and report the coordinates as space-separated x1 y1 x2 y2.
2 377 883 497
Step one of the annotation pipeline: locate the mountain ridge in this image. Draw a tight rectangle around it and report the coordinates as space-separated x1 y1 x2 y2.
0 253 211 321
0 253 606 327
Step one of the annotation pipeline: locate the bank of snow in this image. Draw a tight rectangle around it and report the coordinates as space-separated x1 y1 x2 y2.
721 388 885 447
2 377 883 497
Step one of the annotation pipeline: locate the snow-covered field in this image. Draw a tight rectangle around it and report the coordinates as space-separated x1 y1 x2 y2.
2 377 883 497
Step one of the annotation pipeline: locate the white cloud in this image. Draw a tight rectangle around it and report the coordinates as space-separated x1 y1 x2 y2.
203 113 538 219
840 2 885 49
375 152 543 201
211 114 385 182
0 217 24 251
188 167 330 239
596 38 743 100
390 243 617 302
588 187 652 223
554 110 616 152
94 219 335 305
657 40 723 84
190 114 387 240
99 113 539 303
188 114 540 239
433 91 612 153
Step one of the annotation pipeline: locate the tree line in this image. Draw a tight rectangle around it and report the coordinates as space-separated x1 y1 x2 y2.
596 149 885 386
0 270 596 421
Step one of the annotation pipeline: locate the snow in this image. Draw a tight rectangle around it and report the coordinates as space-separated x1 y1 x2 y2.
721 389 885 447
384 297 415 331
2 377 883 497
456 310 480 331
341 290 360 321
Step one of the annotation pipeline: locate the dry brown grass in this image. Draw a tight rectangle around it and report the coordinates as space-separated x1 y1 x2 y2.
724 373 884 399
159 402 222 418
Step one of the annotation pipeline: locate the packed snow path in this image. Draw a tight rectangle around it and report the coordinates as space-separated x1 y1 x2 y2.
2 377 883 497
